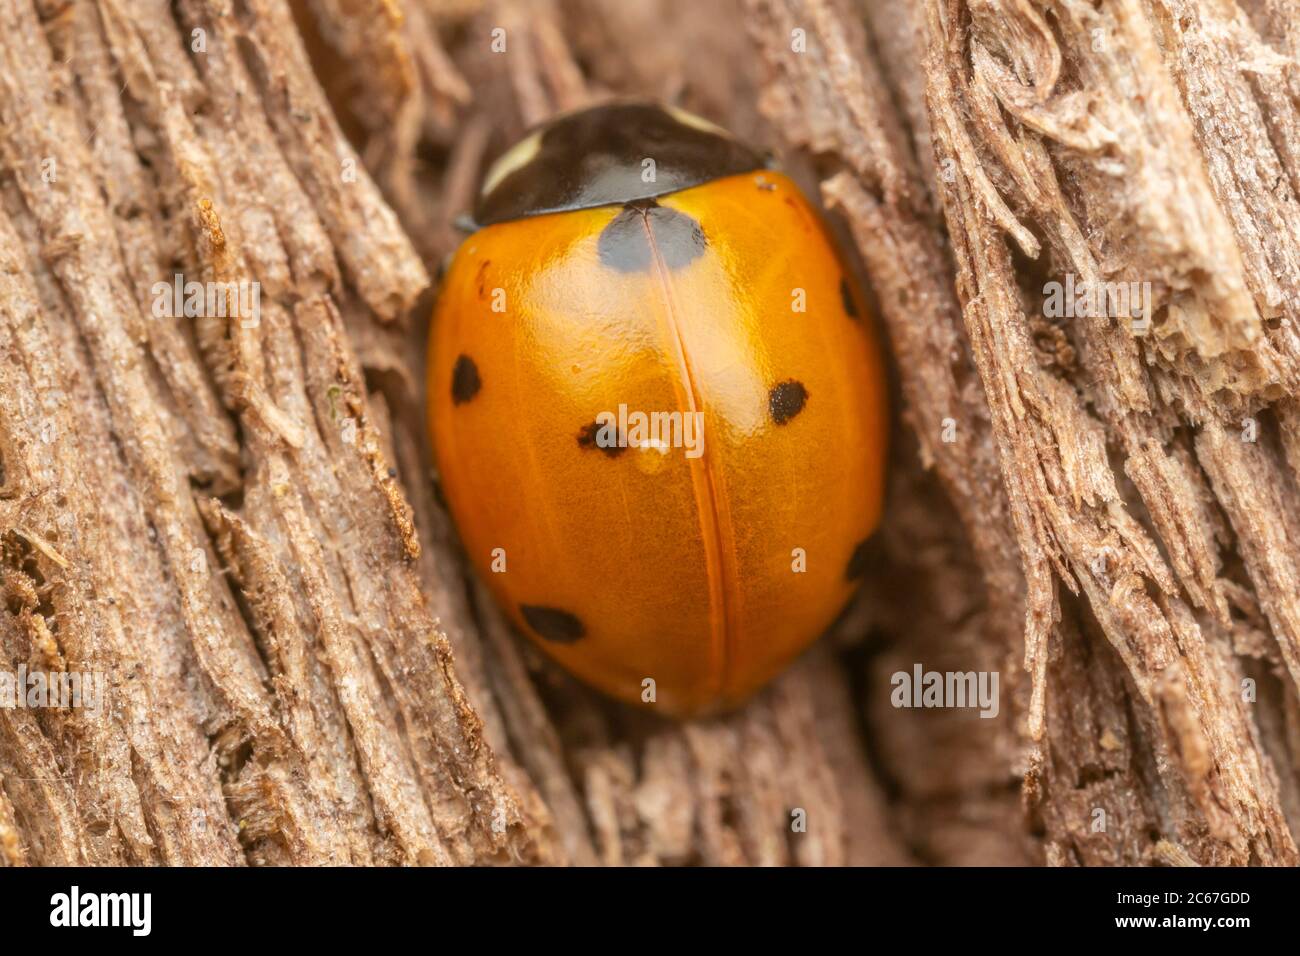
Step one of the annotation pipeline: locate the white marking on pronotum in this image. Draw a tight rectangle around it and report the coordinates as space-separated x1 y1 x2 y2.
480 129 543 199
664 104 733 139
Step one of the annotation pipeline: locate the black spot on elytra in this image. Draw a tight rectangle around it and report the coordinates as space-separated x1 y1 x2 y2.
451 354 481 405
845 538 872 581
520 604 585 643
768 380 808 425
577 420 625 457
840 278 859 319
598 200 706 273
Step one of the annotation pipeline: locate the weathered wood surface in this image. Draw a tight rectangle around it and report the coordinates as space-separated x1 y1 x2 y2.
0 0 1296 865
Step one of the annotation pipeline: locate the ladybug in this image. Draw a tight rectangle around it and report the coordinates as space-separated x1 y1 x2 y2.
428 102 888 716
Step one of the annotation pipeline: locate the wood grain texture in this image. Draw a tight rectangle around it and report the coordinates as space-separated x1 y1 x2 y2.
0 0 1296 865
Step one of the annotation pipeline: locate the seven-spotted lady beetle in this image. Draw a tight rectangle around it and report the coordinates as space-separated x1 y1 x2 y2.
428 102 888 716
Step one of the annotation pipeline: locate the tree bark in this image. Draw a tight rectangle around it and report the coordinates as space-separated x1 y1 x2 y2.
0 0 1297 866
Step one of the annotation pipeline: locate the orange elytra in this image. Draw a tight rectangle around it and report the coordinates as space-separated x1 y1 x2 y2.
428 102 888 716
